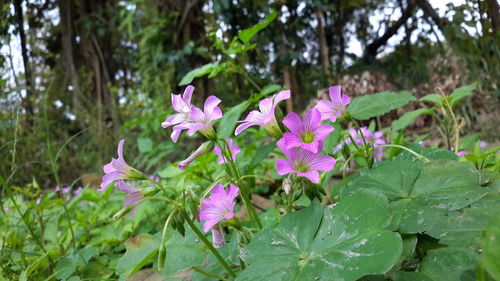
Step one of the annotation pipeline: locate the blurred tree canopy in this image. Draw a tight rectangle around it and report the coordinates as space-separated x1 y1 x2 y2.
1 0 499 186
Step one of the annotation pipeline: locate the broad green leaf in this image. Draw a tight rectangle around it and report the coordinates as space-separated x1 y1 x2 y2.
481 213 500 280
322 122 341 154
116 233 160 279
54 258 77 280
159 165 184 178
237 191 403 281
343 160 487 234
250 140 276 167
419 247 478 281
420 94 443 105
347 91 416 120
449 83 477 106
217 101 249 138
179 63 217 86
156 224 207 278
426 190 500 248
395 145 458 161
391 108 433 131
238 11 277 44
137 138 153 153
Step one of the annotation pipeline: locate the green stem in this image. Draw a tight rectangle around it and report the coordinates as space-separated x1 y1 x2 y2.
217 139 263 230
192 266 232 281
158 210 176 270
182 211 236 278
241 70 262 92
374 144 430 163
148 178 178 196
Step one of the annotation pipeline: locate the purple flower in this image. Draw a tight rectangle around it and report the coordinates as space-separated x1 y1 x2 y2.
480 141 487 149
457 151 466 156
172 96 223 142
73 186 83 195
62 186 71 194
275 138 336 183
211 224 226 248
347 127 386 162
235 90 290 138
36 198 41 205
213 138 241 164
116 181 143 217
315 85 350 122
162 86 195 137
418 141 426 146
282 108 334 153
101 139 144 191
199 184 239 232
54 186 60 192
178 141 214 170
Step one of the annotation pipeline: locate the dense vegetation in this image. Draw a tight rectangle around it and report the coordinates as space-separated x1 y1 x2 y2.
0 0 499 280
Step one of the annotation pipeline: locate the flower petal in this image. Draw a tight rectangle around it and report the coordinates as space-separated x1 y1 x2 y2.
276 159 294 175
282 112 303 134
297 171 320 183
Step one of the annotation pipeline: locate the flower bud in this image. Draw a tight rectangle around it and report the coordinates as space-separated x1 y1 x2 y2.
178 141 214 170
282 177 292 195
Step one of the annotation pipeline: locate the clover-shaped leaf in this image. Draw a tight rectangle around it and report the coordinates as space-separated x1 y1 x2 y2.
343 160 487 234
236 190 402 281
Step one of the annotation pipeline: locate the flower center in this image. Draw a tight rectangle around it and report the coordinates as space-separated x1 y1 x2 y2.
294 162 309 173
301 132 315 143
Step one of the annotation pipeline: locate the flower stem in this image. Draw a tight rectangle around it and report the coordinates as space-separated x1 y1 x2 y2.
374 144 430 163
158 210 176 270
181 211 236 278
217 139 263 230
192 266 232 281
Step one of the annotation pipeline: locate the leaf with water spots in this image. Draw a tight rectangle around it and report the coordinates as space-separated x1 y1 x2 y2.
236 191 402 281
342 160 488 234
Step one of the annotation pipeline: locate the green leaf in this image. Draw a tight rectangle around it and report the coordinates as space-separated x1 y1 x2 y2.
347 91 416 120
449 83 477 106
156 224 207 278
250 140 276 167
481 213 500 280
217 101 249 138
390 247 478 281
179 63 217 86
420 94 443 105
137 138 153 153
238 11 277 44
116 234 160 279
391 108 433 131
159 165 184 178
343 160 487 234
419 247 478 281
54 258 77 280
395 145 458 161
426 190 500 248
237 191 402 281
322 122 341 154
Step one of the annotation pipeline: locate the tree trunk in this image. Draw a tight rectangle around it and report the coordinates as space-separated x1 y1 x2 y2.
13 0 34 120
364 0 414 60
315 9 332 84
486 0 500 31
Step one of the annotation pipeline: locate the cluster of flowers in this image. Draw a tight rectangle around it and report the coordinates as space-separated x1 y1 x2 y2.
100 84 385 248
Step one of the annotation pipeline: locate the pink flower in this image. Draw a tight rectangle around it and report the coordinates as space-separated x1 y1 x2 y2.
54 186 60 192
480 141 487 149
457 151 466 156
171 96 223 142
282 108 334 153
101 139 144 191
73 187 83 195
199 184 239 232
162 85 194 135
178 141 214 170
315 85 350 122
211 224 226 248
62 186 71 194
275 138 336 183
116 181 143 217
235 90 290 138
213 138 240 164
347 127 386 162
